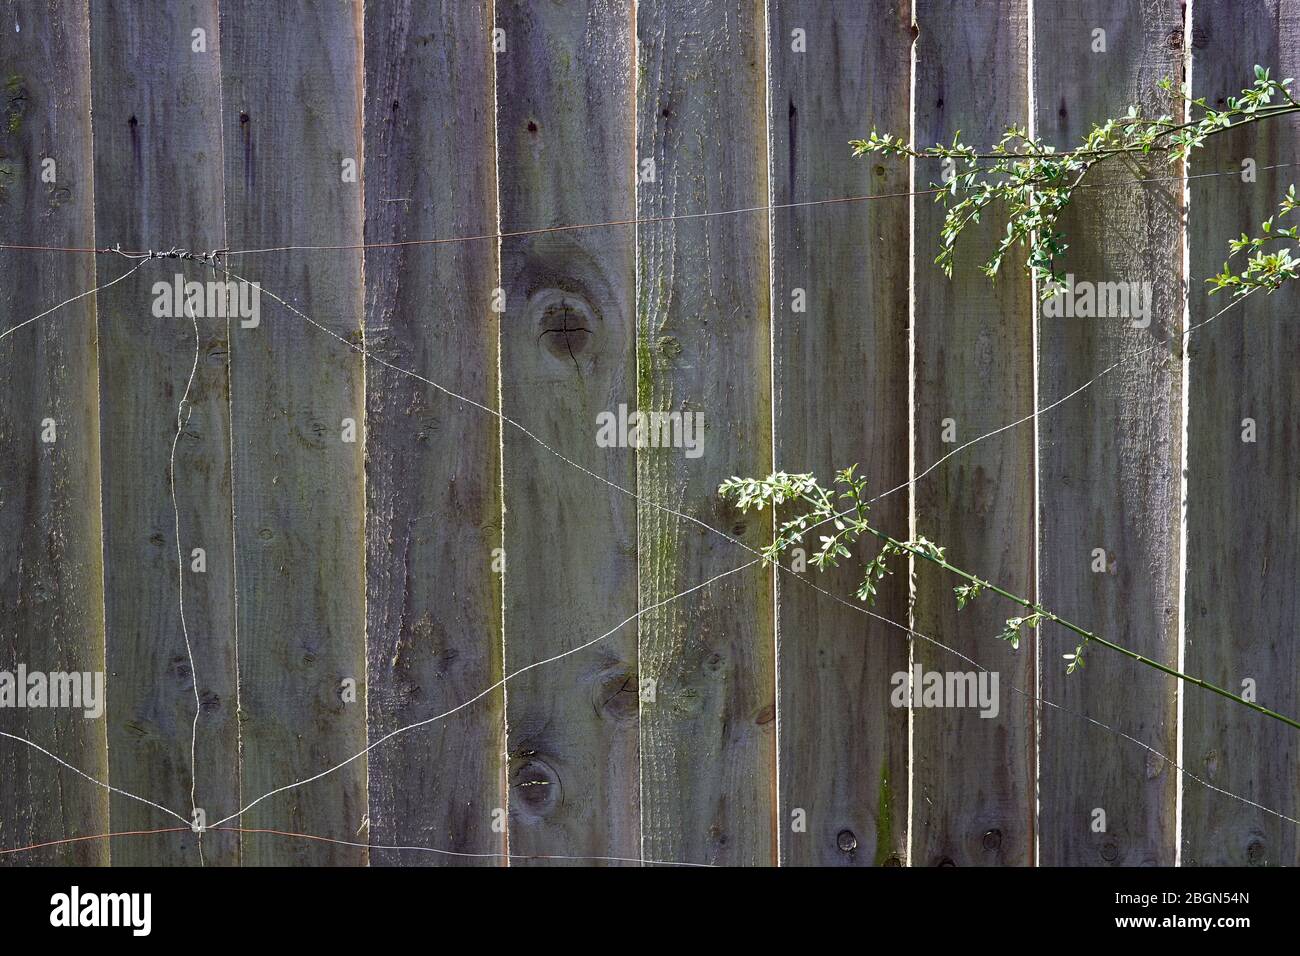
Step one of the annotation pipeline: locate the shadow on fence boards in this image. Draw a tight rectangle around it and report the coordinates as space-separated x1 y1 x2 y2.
0 0 1296 867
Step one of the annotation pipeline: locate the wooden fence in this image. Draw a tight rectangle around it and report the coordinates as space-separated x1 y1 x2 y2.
0 0 1296 866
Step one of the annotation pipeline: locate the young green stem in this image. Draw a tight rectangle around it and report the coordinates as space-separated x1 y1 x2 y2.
859 525 1300 732
942 102 1300 162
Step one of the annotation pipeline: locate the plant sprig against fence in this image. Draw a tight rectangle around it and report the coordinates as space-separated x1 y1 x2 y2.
1 0 1298 868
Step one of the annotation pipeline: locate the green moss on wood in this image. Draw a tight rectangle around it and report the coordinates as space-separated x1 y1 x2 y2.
5 74 25 136
874 758 894 865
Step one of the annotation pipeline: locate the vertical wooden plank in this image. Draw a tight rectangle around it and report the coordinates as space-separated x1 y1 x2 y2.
495 1 639 862
1034 0 1183 865
0 0 109 865
637 0 775 866
220 0 367 864
1183 0 1300 866
362 0 504 864
89 0 238 866
912 0 1036 866
767 0 911 866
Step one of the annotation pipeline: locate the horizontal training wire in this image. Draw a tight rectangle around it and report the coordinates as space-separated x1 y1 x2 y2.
1 162 1296 261
133 161 1300 256
0 827 191 857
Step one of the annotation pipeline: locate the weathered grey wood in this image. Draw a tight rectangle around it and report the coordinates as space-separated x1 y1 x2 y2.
7 0 1299 872
0 0 109 866
636 0 775 866
1034 0 1182 866
220 0 367 865
362 0 504 866
89 0 238 867
496 0 639 864
767 0 910 866
912 0 1036 867
1182 0 1300 866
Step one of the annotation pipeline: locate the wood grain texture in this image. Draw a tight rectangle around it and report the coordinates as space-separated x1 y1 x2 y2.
912 0 1036 867
0 0 109 866
1034 0 1182 866
636 0 776 866
5 0 1300 870
362 0 504 866
1182 0 1300 867
219 0 367 865
495 0 639 864
89 0 238 866
768 0 911 867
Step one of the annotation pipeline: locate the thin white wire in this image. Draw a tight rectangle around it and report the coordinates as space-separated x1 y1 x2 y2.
0 258 195 833
867 290 1256 506
0 730 190 825
0 259 145 342
171 285 205 864
208 560 758 828
225 268 739 552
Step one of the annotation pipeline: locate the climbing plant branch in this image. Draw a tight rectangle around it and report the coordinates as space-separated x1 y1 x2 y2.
719 470 1300 732
779 67 1300 730
852 67 1300 295
1208 183 1300 295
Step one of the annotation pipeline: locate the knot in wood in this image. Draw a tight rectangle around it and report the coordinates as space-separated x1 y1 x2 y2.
538 296 594 362
510 754 562 820
528 287 602 375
